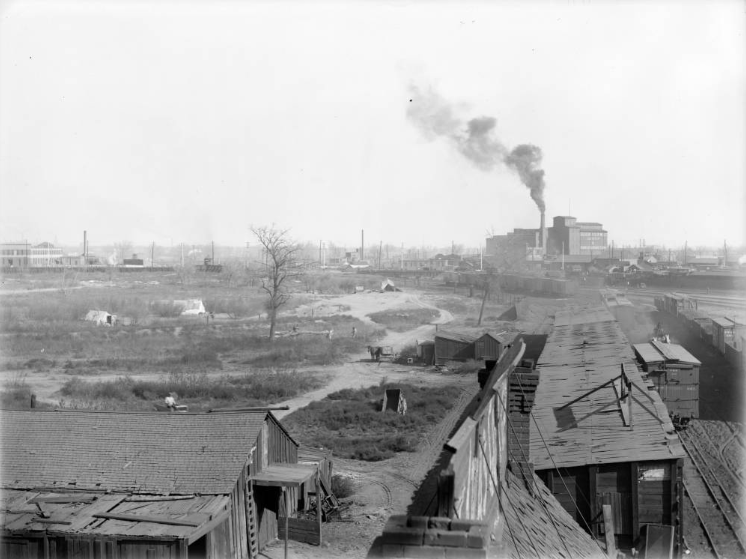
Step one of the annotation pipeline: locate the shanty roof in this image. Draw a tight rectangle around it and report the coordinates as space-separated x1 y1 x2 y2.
476 331 510 344
530 307 684 470
434 330 475 344
1 410 283 495
1 489 229 542
633 341 701 366
500 470 604 559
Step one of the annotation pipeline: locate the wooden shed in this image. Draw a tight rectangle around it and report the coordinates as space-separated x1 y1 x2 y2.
529 308 685 556
1 409 324 559
433 331 475 362
474 332 508 361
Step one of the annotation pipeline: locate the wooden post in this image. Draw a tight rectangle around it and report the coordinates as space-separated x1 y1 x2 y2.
628 379 633 430
316 469 322 546
603 504 617 557
284 489 289 559
589 466 598 538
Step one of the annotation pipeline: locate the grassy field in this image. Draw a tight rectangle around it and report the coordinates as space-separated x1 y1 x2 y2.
54 369 327 411
0 270 390 407
282 382 462 461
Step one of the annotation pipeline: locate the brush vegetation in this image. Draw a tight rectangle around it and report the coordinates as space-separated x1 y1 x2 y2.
56 369 326 411
283 383 462 461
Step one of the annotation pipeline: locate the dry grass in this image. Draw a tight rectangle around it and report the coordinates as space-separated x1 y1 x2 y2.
283 382 462 461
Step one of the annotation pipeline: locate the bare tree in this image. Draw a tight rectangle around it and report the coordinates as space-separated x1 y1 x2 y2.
252 226 299 340
114 241 133 265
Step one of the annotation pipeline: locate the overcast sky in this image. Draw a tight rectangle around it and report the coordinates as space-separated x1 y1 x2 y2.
1 0 744 252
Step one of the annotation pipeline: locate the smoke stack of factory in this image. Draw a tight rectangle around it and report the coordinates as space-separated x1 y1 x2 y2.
540 211 547 249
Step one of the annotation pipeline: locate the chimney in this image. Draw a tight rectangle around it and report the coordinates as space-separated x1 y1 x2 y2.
540 211 547 249
508 358 539 491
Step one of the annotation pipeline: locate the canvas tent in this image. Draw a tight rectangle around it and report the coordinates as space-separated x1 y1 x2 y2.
381 279 401 292
84 310 116 326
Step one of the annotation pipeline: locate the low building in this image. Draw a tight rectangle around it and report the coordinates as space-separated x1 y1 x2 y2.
434 330 475 362
1 409 326 558
474 332 509 361
529 307 685 555
28 242 64 267
1 242 29 268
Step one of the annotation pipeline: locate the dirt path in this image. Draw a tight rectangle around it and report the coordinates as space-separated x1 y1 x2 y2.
273 291 453 420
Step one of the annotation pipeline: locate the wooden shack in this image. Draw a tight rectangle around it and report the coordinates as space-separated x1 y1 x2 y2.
633 340 701 419
433 330 475 362
529 308 685 556
1 409 324 559
474 332 508 361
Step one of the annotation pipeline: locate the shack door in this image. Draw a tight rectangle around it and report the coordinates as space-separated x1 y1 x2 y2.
254 485 281 550
596 464 633 550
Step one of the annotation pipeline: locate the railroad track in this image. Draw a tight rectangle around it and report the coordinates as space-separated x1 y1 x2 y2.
680 430 746 559
691 421 746 492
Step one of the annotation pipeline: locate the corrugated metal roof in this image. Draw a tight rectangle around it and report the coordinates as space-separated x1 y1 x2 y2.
530 307 684 470
1 410 276 495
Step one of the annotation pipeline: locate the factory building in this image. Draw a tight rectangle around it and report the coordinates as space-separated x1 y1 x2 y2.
549 216 608 256
485 215 608 269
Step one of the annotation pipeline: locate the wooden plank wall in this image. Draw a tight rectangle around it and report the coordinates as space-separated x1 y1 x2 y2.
207 517 233 559
230 467 249 559
278 517 321 545
541 459 681 552
267 419 298 465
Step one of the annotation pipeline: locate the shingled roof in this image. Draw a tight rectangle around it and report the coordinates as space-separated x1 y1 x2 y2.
1 410 278 495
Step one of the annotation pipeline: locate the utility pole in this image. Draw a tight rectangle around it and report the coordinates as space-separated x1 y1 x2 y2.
361 229 364 261
211 241 215 264
684 241 688 265
379 240 382 269
151 242 155 269
724 240 727 267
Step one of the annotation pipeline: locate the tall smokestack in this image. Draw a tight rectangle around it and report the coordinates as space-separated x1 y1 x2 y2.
540 211 547 249
83 230 87 259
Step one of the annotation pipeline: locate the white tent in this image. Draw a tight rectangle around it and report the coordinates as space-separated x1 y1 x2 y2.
173 299 206 315
85 310 116 326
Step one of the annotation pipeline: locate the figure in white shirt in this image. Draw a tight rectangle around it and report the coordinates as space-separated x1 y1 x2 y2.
165 393 177 410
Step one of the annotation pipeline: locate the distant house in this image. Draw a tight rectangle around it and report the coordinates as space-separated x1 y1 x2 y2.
1 409 326 559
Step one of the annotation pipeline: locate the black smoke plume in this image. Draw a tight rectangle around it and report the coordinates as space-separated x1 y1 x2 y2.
407 85 545 211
